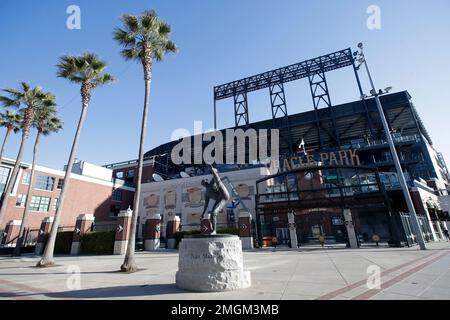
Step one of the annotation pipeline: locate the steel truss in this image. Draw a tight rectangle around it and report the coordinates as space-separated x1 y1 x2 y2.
214 48 367 152
233 92 249 127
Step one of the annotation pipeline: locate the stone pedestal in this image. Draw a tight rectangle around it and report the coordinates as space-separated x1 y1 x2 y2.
35 217 53 255
201 215 212 235
114 208 132 255
166 216 181 249
176 235 251 292
144 214 161 251
238 211 253 249
71 214 95 255
288 211 298 248
1 220 22 247
343 209 359 249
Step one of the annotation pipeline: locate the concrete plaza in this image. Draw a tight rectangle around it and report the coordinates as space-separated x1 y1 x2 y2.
0 242 449 300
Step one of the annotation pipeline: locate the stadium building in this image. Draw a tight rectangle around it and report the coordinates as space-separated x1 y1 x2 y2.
108 48 450 248
2 48 449 250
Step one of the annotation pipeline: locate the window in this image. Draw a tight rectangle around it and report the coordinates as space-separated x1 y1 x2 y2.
127 170 134 178
16 194 27 207
112 189 122 202
22 172 31 185
30 196 51 212
57 178 64 189
110 204 121 217
35 175 55 191
53 198 59 211
0 166 11 195
116 171 124 179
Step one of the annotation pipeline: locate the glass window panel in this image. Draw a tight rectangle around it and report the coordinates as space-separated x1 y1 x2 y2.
57 179 64 189
112 189 122 202
16 194 27 207
22 172 31 185
35 176 55 191
0 166 11 195
30 196 51 212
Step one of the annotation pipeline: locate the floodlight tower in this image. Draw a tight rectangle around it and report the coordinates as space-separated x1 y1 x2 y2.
354 43 427 250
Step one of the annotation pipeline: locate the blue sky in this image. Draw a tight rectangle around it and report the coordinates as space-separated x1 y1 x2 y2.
0 0 449 169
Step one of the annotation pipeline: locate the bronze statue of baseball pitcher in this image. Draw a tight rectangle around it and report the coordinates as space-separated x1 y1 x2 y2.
200 164 231 235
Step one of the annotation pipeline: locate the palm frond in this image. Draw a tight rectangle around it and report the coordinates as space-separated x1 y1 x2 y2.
113 27 137 46
0 96 20 108
120 47 142 61
0 110 22 132
0 82 58 132
121 14 139 33
92 73 115 88
57 52 114 89
113 9 177 64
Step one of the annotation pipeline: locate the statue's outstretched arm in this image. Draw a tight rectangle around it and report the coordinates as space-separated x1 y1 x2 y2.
209 165 231 201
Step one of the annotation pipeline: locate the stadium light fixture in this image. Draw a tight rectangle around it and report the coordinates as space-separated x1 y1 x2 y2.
354 43 427 250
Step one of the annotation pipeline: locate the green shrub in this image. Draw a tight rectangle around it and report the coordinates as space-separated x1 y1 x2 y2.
80 231 115 255
54 231 74 254
42 231 74 255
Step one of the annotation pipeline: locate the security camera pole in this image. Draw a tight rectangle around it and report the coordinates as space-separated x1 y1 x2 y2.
355 43 427 250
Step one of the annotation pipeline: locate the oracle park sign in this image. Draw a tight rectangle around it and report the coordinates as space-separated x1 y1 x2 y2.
276 149 361 173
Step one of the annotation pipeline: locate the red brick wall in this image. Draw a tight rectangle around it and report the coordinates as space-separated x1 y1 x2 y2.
1 169 134 230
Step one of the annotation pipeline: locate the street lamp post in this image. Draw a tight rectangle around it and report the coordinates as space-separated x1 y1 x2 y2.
354 43 427 250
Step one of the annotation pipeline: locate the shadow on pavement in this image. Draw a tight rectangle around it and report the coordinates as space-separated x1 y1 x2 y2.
44 283 186 299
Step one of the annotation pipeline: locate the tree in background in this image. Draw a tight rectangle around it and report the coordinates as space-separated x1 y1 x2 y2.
0 83 56 227
113 9 177 272
0 110 22 162
13 104 62 256
37 53 113 267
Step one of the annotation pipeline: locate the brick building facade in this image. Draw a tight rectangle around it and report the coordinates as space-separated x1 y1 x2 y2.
0 158 135 233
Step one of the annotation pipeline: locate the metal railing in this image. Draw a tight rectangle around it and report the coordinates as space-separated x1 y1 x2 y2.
22 228 40 246
346 134 422 150
103 156 155 169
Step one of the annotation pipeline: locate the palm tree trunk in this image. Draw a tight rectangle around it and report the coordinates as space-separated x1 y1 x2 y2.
121 77 152 272
13 131 41 256
36 105 89 267
0 132 30 228
0 127 12 163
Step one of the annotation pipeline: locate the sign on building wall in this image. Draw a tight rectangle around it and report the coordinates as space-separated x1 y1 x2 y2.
271 149 361 173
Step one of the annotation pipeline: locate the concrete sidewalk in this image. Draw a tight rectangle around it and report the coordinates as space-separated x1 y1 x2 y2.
0 242 449 300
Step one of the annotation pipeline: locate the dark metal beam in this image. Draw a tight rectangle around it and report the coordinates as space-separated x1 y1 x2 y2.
269 83 293 153
214 48 354 100
234 92 249 127
269 83 288 119
308 70 340 148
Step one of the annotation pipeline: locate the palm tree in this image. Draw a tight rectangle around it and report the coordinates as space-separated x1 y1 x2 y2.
13 105 62 256
114 9 177 272
0 110 22 162
37 52 113 267
0 83 56 227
